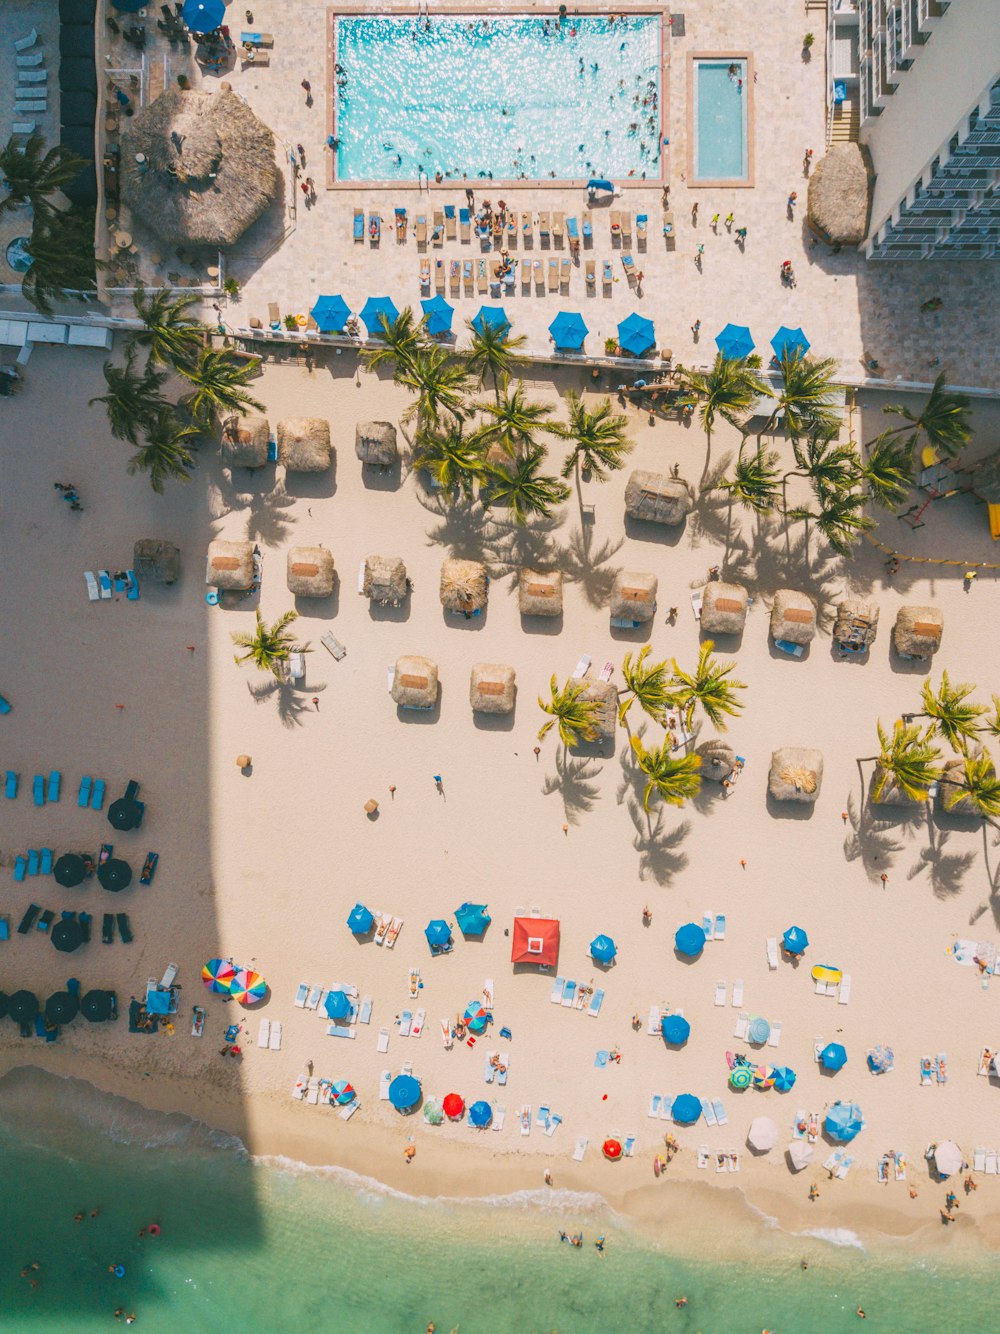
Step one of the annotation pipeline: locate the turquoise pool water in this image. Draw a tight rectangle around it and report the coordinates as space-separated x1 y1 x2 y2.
694 58 749 180
333 15 663 183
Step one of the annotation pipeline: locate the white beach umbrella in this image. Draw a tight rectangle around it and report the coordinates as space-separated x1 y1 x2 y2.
933 1140 964 1177
787 1140 814 1172
747 1116 779 1152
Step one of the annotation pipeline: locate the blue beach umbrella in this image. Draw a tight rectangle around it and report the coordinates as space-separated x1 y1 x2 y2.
590 934 617 965
360 297 399 336
661 1013 691 1045
672 1093 702 1125
782 925 809 956
454 902 490 936
770 326 810 360
820 1042 848 1072
388 1073 421 1111
549 311 588 350
715 323 754 359
182 0 225 33
471 306 510 338
324 990 352 1020
617 312 656 357
674 922 707 958
464 1001 488 1034
310 295 351 334
773 1066 797 1092
824 1102 864 1142
330 1079 355 1106
425 919 452 951
468 1099 493 1127
346 903 374 934
748 1016 771 1045
421 294 454 336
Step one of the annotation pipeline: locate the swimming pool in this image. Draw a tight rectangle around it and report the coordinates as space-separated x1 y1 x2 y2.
692 58 750 183
332 15 664 185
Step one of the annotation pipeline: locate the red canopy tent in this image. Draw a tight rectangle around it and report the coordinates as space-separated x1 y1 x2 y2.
510 916 560 968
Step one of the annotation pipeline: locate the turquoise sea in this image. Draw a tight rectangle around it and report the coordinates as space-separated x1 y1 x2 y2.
0 1068 988 1333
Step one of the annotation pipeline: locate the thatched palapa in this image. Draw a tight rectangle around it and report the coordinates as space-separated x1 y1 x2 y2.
696 739 737 782
610 570 658 623
768 747 824 804
469 663 516 714
133 538 180 585
286 545 334 598
770 589 817 645
206 538 253 590
833 599 879 652
221 414 270 468
277 418 332 473
519 569 563 618
120 88 280 247
362 555 408 606
391 655 439 709
440 558 488 616
355 421 398 467
871 766 926 810
701 582 748 635
578 679 617 741
893 605 943 660
624 470 694 525
806 143 873 248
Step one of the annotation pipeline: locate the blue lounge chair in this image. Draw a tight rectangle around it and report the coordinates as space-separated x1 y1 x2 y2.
368 213 380 243
48 771 61 802
37 909 54 932
566 216 579 249
139 851 159 885
78 775 92 806
582 215 593 241
116 912 133 944
98 570 113 598
91 779 106 810
35 1015 58 1042
32 774 44 806
102 914 114 945
0 916 9 941
27 849 39 876
126 570 140 601
5 771 17 799
78 912 91 943
14 855 27 881
459 207 470 240
602 261 613 284
621 253 636 278
353 209 364 241
0 694 10 713
40 848 52 875
774 638 805 658
17 903 39 932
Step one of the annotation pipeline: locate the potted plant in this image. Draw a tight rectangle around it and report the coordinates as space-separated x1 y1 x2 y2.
283 314 297 331
223 276 240 298
604 336 619 356
802 32 815 59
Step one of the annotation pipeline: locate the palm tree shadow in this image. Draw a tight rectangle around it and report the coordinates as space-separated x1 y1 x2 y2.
969 829 1000 927
626 796 691 886
213 473 298 549
687 455 733 550
554 523 624 608
481 512 566 581
906 828 977 899
841 792 912 881
416 492 492 562
246 677 309 730
541 749 603 825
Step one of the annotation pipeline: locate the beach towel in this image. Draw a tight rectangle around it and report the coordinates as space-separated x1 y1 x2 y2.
594 1050 609 1068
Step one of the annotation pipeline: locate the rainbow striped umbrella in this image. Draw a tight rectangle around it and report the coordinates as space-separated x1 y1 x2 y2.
201 959 236 993
729 1063 753 1090
229 968 267 1005
330 1080 355 1106
464 1001 488 1034
751 1065 775 1090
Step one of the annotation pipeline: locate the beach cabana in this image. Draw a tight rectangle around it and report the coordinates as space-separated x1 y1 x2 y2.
469 663 516 714
206 538 254 590
388 1073 421 1112
455 903 490 936
276 418 332 473
133 539 181 584
661 1013 690 1044
788 1140 814 1171
347 903 374 935
782 926 809 956
768 748 824 804
833 599 879 654
577 680 617 742
820 1043 848 1072
511 916 560 968
893 605 943 660
355 421 398 468
701 582 749 636
220 414 270 469
610 570 658 625
674 922 707 957
391 656 439 710
770 589 818 645
310 295 351 334
824 1102 863 1141
440 558 488 617
696 739 738 782
748 1117 779 1153
590 934 617 965
362 555 408 607
932 1140 964 1178
518 569 563 618
624 469 694 526
286 545 335 598
672 1094 702 1125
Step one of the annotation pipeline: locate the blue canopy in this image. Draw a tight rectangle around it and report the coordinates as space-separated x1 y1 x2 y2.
773 1066 797 1092
587 178 614 194
661 1014 690 1044
820 1042 848 1072
324 990 352 1020
181 0 225 32
771 326 810 360
454 902 490 935
672 1093 702 1125
674 922 707 957
347 903 374 934
748 1016 771 1045
715 323 755 360
617 313 656 358
421 294 454 336
590 934 617 964
824 1101 864 1142
310 295 351 333
425 919 452 950
360 297 399 336
468 1099 493 1127
145 989 172 1016
388 1073 421 1111
471 306 510 338
782 925 809 955
549 312 589 350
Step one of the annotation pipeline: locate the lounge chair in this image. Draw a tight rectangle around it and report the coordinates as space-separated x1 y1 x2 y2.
32 775 44 805
585 259 595 289
538 212 551 244
139 852 158 885
369 213 381 244
587 988 604 1017
449 260 460 294
566 217 579 252
17 904 39 932
386 916 402 948
701 1098 717 1126
459 207 471 241
412 1008 425 1038
647 1004 661 1035
648 1094 661 1118
602 260 613 290
377 1027 390 1054
572 1136 588 1161
485 1052 496 1084
13 855 26 881
533 260 544 291
358 996 372 1024
433 259 445 293
662 210 674 238
40 848 52 875
660 1096 674 1120
561 979 576 1007
582 212 593 244
521 212 533 245
520 258 531 287
18 70 47 84
560 258 570 286
974 1146 987 1173
714 914 726 940
116 914 133 943
731 980 744 1007
768 1021 783 1048
463 259 473 292
353 209 364 242
610 210 622 239
91 779 106 809
492 1104 506 1132
547 259 559 291
258 1018 271 1048
395 207 407 242
552 212 565 245
714 981 726 1007
733 1011 749 1039
27 849 39 876
84 571 99 601
774 638 805 657
14 28 38 52
269 1022 282 1050
477 259 488 293
520 1105 532 1136
291 1076 307 1101
419 259 430 288
102 913 114 944
713 1099 728 1126
621 253 636 280
838 975 852 1004
77 775 92 806
399 1010 412 1037
835 1155 853 1179
766 937 779 970
987 1150 999 1175
546 1114 564 1138
16 52 43 66
936 1052 947 1083
415 214 427 245
636 214 648 246
12 120 36 136
294 983 309 1008
306 1079 320 1105
620 214 632 246
4 771 17 799
444 204 456 240
98 570 112 599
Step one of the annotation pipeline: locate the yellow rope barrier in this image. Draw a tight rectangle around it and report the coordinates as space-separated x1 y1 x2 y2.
862 532 1000 571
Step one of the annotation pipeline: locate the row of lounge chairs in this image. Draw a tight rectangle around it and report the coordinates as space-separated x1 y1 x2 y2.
5 772 107 808
85 570 140 601
697 1148 741 1171
354 206 655 251
417 253 633 298
12 28 45 133
550 976 604 1015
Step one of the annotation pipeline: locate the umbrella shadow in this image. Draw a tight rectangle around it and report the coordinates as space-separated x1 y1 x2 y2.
841 791 912 882
540 749 603 825
554 523 624 608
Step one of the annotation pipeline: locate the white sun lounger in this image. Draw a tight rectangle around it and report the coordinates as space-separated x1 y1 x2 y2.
822 1150 843 1172
702 911 714 940
792 1110 807 1140
269 1021 282 1051
326 1023 356 1039
14 29 38 52
835 1155 854 1179
815 1038 826 1061
766 938 779 970
572 1136 588 1161
305 985 321 1010
714 981 726 1007
377 1027 390 1053
701 1098 717 1127
974 1146 987 1173
379 1070 391 1099
483 978 495 1009
690 590 703 621
571 654 591 680
713 1099 728 1126
84 571 99 601
399 1010 412 1037
485 1052 496 1085
660 1096 674 1120
767 1021 782 1048
258 1019 270 1047
493 1104 506 1131
647 1005 661 1035
520 1105 532 1136
698 1146 710 1169
545 1114 563 1138
731 980 744 1008
306 1079 320 1105
985 1150 998 1175
440 1019 453 1049
497 1052 509 1085
838 975 852 1004
648 1094 661 1118
562 979 576 1007
734 1011 749 1039
587 989 604 1017
714 915 726 940
340 1099 360 1121
294 982 309 1008
550 975 565 1003
358 996 372 1024
412 1009 425 1038
385 917 403 948
291 1077 307 1100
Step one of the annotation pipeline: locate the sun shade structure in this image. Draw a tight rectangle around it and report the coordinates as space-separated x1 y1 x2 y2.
729 1063 753 1090
812 964 842 986
748 1017 771 1045
220 414 270 469
182 0 225 30
748 1116 779 1152
549 311 588 350
108 797 143 831
286 546 335 598
701 581 749 635
362 555 408 606
8 990 39 1023
206 539 254 591
577 679 618 742
590 934 617 965
310 295 351 333
820 1042 848 1072
421 294 454 336
773 1066 797 1092
202 959 236 993
391 655 439 709
330 1079 355 1105
472 306 510 337
229 969 267 1005
45 991 79 1025
423 1098 444 1125
867 1044 894 1074
617 312 655 357
133 539 180 584
469 663 516 714
788 1140 814 1171
347 903 374 934
440 558 488 616
464 1001 488 1033
54 853 86 888
770 326 810 360
389 1073 421 1111
696 739 738 782
715 323 755 359
675 922 707 957
769 748 824 804
893 605 943 660
518 568 563 618
324 990 352 1020
661 1013 690 1044
672 1094 702 1125
782 926 809 956
276 418 332 473
360 297 400 335
770 589 817 645
121 88 280 247
833 599 879 652
455 903 490 936
355 421 398 467
602 1137 624 1160
752 1066 776 1091
81 990 115 1022
824 1102 864 1141
610 570 658 623
425 919 452 950
468 1099 493 1127
98 859 132 892
933 1140 964 1178
806 143 873 247
624 470 694 526
511 916 560 968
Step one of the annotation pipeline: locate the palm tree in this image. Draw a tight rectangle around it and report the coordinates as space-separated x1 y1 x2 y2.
482 444 570 525
717 442 781 516
859 431 913 510
127 407 200 493
465 319 526 402
231 609 300 678
790 488 875 556
472 376 554 458
0 132 86 220
882 371 973 460
760 352 842 443
362 307 425 374
557 391 634 483
90 351 169 445
629 736 703 810
397 346 470 428
537 675 601 747
906 672 986 752
784 429 859 507
939 749 1000 822
978 696 1000 740
675 353 768 483
411 422 485 500
618 646 672 725
21 203 101 315
862 720 941 803
668 641 747 731
128 286 205 368
177 346 265 422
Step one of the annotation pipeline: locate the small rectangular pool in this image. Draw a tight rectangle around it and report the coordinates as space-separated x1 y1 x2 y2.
692 57 750 184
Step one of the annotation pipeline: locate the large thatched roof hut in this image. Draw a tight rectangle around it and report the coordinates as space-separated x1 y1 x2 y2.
221 414 270 469
768 747 824 804
362 555 408 606
893 605 943 660
206 538 253 590
578 679 617 742
871 766 927 810
286 545 334 598
702 582 748 635
355 421 398 467
440 558 488 616
833 599 879 652
939 755 974 814
696 738 737 782
120 88 280 247
391 655 439 710
133 538 180 585
806 143 873 248
518 569 563 618
277 419 332 473
770 589 818 645
610 570 658 623
624 470 694 525
470 663 516 714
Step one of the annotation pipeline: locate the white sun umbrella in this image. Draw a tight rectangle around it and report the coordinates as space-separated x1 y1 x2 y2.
788 1140 814 1172
933 1140 964 1178
747 1116 779 1152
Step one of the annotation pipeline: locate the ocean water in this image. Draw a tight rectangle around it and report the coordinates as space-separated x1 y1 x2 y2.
0 1067 989 1333
694 60 748 181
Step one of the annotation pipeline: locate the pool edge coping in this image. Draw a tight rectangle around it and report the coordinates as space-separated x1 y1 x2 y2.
685 51 756 190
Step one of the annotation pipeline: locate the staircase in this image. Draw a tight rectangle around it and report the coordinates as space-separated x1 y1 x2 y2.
829 98 860 144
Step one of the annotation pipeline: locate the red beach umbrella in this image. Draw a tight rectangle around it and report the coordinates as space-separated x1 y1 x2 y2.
602 1138 623 1161
442 1092 464 1118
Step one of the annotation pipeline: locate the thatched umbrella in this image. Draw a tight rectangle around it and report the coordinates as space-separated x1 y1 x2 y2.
469 663 516 714
697 739 737 782
391 656 439 709
120 88 280 247
871 768 926 809
770 589 817 645
702 582 748 635
277 419 332 473
221 413 270 468
518 569 563 618
355 421 398 467
206 538 253 590
440 558 488 616
939 754 976 814
610 570 658 623
578 680 617 741
833 599 879 652
286 545 334 598
893 605 943 660
362 555 408 606
806 143 873 247
133 538 180 584
624 470 694 525
768 747 824 803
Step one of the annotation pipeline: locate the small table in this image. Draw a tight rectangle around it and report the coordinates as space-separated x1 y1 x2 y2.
114 230 132 250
